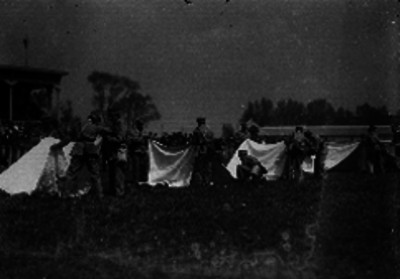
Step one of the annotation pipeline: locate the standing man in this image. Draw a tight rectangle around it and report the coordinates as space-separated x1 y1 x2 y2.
235 123 249 144
391 122 400 156
364 125 384 174
304 130 326 178
236 150 267 183
285 126 307 181
127 120 148 187
103 109 128 197
191 117 214 187
51 111 108 199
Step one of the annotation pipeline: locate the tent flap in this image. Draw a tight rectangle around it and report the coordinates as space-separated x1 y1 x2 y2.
147 141 195 187
0 137 73 195
226 139 287 180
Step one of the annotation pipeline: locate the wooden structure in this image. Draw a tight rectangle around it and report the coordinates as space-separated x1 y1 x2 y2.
259 125 393 142
0 65 68 168
0 65 68 121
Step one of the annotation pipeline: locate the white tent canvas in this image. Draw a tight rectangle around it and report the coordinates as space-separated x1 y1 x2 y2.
226 139 287 180
0 137 74 195
147 141 195 187
228 139 362 180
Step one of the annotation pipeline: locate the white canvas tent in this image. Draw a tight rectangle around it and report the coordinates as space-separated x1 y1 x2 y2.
147 141 195 187
226 139 362 180
226 140 287 180
0 137 390 195
0 137 74 195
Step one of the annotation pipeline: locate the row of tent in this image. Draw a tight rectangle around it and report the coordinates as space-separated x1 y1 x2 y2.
0 137 393 195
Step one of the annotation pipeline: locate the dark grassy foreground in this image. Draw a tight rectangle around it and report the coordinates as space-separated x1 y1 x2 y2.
0 173 398 279
317 173 400 279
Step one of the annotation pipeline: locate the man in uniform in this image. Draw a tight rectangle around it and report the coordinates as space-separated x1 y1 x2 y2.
364 125 384 174
103 109 127 197
285 126 307 181
191 117 214 186
235 123 249 145
51 111 109 199
236 150 267 183
127 120 148 186
304 130 326 178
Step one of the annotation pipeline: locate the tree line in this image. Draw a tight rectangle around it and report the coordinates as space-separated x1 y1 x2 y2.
87 71 160 127
240 98 394 126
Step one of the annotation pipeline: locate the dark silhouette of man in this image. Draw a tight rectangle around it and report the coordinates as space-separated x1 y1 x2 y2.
51 111 109 199
191 117 214 186
236 150 267 183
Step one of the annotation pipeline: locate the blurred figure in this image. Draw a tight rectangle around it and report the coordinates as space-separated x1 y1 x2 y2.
391 122 400 157
235 123 249 144
236 150 267 183
304 130 326 178
51 111 108 199
364 125 384 174
191 117 214 186
127 120 148 187
285 126 307 181
103 109 128 197
390 122 400 170
248 124 261 143
0 120 7 172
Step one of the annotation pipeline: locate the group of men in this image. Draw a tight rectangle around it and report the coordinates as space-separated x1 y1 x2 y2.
284 126 325 180
235 126 325 183
49 113 329 197
48 111 394 198
50 109 147 199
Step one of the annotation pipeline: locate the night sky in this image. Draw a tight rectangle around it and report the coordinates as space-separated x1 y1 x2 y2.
0 0 397 133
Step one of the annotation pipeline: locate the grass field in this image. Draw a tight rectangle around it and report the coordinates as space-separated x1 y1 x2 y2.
0 172 398 279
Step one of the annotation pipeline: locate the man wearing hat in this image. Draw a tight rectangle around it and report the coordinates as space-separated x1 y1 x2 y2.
127 119 148 187
285 126 307 180
51 111 109 198
364 125 384 174
191 117 214 186
236 150 267 183
102 108 128 197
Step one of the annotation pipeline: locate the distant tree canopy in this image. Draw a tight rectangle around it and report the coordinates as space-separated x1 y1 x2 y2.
240 98 392 126
87 71 161 127
58 100 82 138
221 123 235 139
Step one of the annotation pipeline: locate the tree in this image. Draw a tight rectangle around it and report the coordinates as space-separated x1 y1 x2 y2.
334 107 356 125
239 97 390 126
56 100 82 138
221 123 235 140
305 99 336 125
273 99 306 125
258 98 274 125
240 101 255 124
87 71 161 127
87 72 118 112
355 103 390 125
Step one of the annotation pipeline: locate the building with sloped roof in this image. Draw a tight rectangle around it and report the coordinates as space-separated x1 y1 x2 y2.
0 65 68 122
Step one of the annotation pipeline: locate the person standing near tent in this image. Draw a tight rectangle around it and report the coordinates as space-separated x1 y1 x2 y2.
236 150 267 183
364 125 384 174
51 111 109 199
191 117 214 187
391 123 400 156
102 109 128 197
235 123 250 145
285 126 307 181
304 130 326 178
248 124 261 143
127 120 148 187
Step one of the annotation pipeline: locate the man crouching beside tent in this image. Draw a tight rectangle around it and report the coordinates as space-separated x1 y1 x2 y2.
236 150 267 183
50 111 110 199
